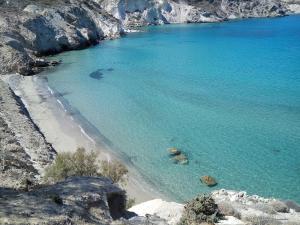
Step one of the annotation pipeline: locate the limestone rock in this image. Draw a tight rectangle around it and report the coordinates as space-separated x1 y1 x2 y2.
128 199 184 225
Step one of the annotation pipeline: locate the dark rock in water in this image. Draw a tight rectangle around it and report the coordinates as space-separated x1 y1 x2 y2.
50 60 62 66
89 69 104 80
107 68 114 72
34 59 49 67
272 148 281 154
200 176 217 187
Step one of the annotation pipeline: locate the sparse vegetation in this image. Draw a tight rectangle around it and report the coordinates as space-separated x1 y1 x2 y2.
44 147 128 184
179 194 223 225
126 197 136 209
100 160 128 184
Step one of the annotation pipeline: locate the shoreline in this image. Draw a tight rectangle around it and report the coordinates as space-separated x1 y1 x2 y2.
1 74 166 203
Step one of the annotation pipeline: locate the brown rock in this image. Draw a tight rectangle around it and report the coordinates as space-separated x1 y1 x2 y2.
167 147 181 156
200 176 217 187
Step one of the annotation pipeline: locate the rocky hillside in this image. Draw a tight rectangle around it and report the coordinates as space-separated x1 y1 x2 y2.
0 176 168 225
0 0 294 76
282 0 300 12
99 0 287 26
0 80 55 189
2 175 299 224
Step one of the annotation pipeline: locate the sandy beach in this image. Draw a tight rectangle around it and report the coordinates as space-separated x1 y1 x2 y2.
1 74 164 203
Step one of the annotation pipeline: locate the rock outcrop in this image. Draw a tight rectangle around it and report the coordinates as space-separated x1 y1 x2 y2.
129 199 184 225
0 176 172 225
282 0 300 12
98 0 288 27
0 176 126 225
129 191 300 225
212 189 300 224
0 0 123 75
0 80 55 189
0 0 296 76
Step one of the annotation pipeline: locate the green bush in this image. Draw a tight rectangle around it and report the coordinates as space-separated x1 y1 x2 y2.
179 194 223 225
44 148 128 184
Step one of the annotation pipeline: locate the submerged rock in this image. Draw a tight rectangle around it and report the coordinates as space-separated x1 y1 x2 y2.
167 147 189 165
172 153 189 165
89 69 104 80
200 176 218 187
168 147 181 156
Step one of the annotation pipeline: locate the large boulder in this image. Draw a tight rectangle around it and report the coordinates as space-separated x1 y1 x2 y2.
0 176 127 224
128 199 184 225
200 175 218 187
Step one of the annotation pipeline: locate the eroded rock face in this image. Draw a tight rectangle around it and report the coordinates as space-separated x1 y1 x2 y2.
0 0 294 76
0 80 55 189
212 189 300 224
0 0 123 75
282 0 300 13
97 0 288 27
0 176 127 225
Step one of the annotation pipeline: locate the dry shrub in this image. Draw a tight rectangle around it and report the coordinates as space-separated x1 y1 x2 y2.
44 148 128 184
100 160 128 184
126 198 136 209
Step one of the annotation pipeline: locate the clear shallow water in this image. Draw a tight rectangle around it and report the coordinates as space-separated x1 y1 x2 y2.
47 15 300 203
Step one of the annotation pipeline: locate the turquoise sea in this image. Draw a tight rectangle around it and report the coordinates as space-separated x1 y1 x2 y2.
46 15 300 203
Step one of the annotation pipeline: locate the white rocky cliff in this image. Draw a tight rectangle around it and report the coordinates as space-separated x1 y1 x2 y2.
282 0 300 12
97 0 288 27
